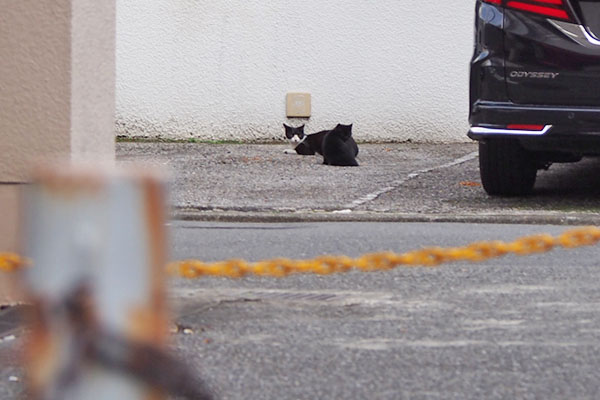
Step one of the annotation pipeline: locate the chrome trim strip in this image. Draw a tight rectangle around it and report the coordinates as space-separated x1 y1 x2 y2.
470 125 552 135
582 27 600 45
548 20 600 48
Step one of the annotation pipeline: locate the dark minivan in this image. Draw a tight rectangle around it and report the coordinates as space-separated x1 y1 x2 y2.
469 0 600 195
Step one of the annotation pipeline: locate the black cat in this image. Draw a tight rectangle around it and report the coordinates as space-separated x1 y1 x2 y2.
322 123 359 167
283 124 327 155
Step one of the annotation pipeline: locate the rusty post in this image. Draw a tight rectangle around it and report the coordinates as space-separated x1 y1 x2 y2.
22 165 169 400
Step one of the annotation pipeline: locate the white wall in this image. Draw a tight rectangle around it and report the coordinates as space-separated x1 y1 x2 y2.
116 1 474 142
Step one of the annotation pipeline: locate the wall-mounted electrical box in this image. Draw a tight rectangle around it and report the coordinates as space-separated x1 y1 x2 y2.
286 93 311 118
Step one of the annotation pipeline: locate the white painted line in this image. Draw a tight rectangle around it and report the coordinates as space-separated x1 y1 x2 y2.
2 335 16 342
332 209 353 214
343 151 479 209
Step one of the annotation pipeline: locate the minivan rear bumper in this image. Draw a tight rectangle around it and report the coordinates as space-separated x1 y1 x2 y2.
470 101 600 128
469 101 600 154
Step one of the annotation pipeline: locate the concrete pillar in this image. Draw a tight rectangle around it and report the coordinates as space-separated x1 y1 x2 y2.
0 0 115 302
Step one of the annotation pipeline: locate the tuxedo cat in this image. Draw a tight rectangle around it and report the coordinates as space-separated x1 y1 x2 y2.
283 124 327 155
322 123 359 167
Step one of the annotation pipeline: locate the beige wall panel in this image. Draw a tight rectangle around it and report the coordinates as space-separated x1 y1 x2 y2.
71 0 116 162
0 0 116 302
0 184 23 303
0 1 71 182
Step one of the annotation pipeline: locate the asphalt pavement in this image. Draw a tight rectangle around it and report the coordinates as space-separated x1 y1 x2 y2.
166 221 600 400
3 141 600 399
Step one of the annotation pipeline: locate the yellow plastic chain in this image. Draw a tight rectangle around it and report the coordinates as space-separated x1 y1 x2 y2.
2 226 600 278
0 252 29 272
166 226 600 278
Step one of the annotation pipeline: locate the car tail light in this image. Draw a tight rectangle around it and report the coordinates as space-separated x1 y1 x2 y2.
482 0 573 22
506 124 546 130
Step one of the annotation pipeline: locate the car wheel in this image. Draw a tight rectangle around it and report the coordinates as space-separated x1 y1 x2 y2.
478 138 537 196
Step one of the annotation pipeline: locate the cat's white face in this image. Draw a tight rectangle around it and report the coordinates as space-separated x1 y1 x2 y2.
289 134 303 145
284 124 306 148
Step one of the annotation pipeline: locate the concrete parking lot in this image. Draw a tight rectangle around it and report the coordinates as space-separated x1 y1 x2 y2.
117 141 600 224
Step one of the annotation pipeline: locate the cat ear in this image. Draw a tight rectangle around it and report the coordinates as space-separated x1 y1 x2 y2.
300 124 305 128
283 123 290 128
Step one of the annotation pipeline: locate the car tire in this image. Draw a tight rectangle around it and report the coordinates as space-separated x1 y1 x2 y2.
479 138 537 196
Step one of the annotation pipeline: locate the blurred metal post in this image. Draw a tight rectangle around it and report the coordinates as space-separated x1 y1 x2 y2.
22 165 169 400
